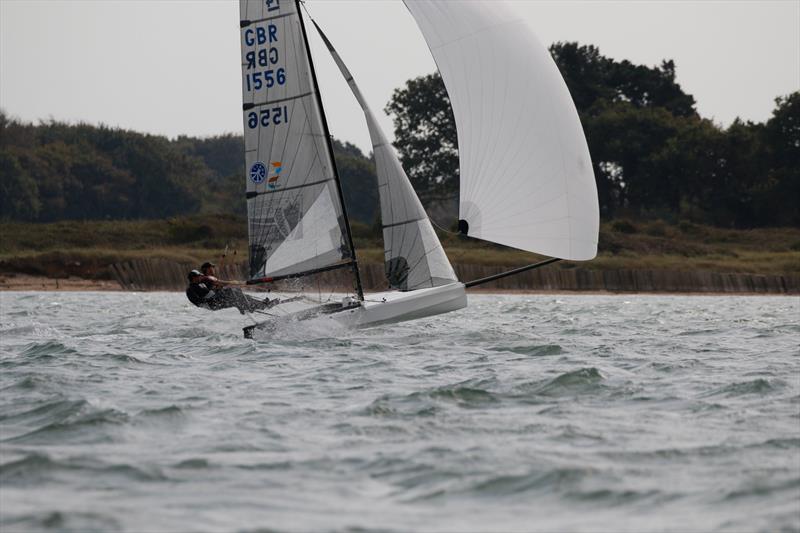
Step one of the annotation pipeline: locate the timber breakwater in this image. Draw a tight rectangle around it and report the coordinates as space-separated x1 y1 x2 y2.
106 259 799 294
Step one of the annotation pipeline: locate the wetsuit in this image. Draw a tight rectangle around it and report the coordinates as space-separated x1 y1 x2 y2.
186 279 272 314
186 281 213 306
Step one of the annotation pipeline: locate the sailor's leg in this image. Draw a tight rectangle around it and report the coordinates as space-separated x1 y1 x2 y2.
243 293 271 310
203 288 242 313
223 287 263 313
208 288 270 313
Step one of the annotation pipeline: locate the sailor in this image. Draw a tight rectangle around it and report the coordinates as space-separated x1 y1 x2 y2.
185 265 276 314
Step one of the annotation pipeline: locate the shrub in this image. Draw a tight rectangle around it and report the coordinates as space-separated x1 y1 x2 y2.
611 219 637 234
644 220 668 237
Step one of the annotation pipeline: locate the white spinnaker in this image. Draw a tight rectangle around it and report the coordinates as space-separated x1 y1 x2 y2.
240 0 351 279
312 21 457 291
404 0 599 261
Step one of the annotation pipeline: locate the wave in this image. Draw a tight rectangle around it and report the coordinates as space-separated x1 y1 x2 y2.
0 375 49 392
532 367 605 396
454 463 665 505
746 438 800 451
0 398 87 425
18 341 78 360
5 405 129 445
426 385 498 406
490 343 563 357
465 468 587 496
366 382 499 417
723 477 800 501
564 487 667 505
173 458 211 469
89 352 153 365
136 405 185 419
1 510 121 532
704 378 785 397
0 452 167 486
364 397 439 418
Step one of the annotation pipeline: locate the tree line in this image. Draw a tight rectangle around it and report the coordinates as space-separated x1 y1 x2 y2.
1 41 797 228
0 114 378 224
387 42 798 228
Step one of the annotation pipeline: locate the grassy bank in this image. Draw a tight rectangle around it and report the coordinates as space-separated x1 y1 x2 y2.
1 216 798 280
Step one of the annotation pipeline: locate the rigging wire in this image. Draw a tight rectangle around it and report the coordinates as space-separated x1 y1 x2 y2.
427 213 460 236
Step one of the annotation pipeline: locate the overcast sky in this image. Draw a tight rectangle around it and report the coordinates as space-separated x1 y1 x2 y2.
1 0 798 154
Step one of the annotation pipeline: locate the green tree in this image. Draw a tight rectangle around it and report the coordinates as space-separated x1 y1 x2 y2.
0 149 40 220
385 43 698 210
549 43 696 117
333 140 378 224
385 73 458 200
753 93 800 226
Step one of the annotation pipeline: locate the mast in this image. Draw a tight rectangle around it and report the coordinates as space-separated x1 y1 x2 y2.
295 0 364 301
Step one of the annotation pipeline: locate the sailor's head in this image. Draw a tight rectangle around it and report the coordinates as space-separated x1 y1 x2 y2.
201 262 216 275
188 269 202 281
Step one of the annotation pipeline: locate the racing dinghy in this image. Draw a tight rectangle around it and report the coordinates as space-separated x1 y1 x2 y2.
238 0 598 338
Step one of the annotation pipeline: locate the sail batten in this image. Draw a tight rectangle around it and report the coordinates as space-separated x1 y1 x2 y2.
245 178 333 199
242 91 315 108
311 19 458 291
404 0 600 261
240 0 360 287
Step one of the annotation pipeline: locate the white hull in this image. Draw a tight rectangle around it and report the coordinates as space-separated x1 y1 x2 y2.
243 283 467 337
340 282 467 328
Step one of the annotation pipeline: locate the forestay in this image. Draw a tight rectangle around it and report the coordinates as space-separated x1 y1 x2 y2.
240 0 354 281
312 21 458 291
404 0 600 261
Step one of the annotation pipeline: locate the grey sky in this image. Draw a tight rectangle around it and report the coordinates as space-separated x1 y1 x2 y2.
1 0 798 154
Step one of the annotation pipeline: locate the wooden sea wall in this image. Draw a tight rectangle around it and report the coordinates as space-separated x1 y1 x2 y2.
110 259 247 292
109 259 800 294
451 265 799 294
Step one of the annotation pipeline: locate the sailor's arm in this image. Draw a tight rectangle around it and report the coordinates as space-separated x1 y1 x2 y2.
200 275 245 288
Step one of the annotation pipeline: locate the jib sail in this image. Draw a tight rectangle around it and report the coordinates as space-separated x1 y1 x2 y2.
312 21 458 291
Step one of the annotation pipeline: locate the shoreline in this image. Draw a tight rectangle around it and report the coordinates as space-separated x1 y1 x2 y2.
0 274 123 292
1 273 796 296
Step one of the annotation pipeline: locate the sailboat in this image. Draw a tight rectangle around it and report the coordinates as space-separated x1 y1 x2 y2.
238 0 598 338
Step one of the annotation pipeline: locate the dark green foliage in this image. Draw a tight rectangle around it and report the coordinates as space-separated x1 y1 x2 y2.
754 94 800 226
0 113 379 224
611 219 637 234
1 115 204 221
385 73 459 200
332 139 378 224
549 43 696 117
384 42 798 229
0 150 40 221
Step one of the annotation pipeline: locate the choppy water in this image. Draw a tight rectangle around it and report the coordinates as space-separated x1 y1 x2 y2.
1 292 798 533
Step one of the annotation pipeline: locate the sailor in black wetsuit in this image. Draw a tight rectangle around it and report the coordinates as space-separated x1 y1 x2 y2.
185 268 276 314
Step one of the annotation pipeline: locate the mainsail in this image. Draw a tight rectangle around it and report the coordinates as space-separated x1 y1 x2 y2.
311 21 458 291
239 0 360 289
404 0 600 261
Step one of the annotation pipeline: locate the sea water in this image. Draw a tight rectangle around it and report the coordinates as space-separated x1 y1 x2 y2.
1 292 798 532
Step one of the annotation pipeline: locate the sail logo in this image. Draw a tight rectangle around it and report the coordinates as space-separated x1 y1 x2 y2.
267 161 282 189
250 162 267 184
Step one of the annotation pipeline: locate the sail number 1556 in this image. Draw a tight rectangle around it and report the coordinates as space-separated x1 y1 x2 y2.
247 106 289 129
245 68 286 91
